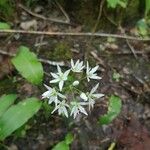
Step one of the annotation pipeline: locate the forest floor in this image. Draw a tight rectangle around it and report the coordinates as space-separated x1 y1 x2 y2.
0 2 150 150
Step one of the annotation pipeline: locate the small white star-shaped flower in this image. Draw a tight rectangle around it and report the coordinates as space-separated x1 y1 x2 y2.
86 61 102 82
51 100 69 118
50 65 70 91
80 83 104 110
70 101 88 119
42 84 66 106
71 59 84 72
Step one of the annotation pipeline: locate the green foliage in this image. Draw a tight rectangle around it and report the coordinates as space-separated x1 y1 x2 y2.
11 46 44 85
53 42 72 61
107 0 127 8
52 141 69 150
0 22 11 29
52 133 74 150
0 94 17 117
136 19 149 36
0 97 41 140
42 101 53 119
14 124 30 138
112 70 122 82
0 0 14 18
65 133 74 145
145 0 150 16
99 95 122 125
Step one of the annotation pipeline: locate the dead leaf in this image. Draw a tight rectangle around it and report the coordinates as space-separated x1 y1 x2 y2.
20 20 38 30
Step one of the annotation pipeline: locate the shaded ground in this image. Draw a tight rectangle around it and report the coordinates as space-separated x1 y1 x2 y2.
0 2 150 150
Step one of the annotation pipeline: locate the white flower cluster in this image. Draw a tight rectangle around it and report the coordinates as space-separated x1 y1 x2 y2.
42 59 104 119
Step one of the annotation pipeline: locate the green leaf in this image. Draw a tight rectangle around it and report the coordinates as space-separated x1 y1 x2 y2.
137 19 148 36
145 0 150 15
0 98 41 140
107 0 119 8
118 0 127 8
11 46 43 85
0 94 17 117
99 95 122 125
107 0 127 8
0 22 11 29
52 141 69 150
65 133 74 145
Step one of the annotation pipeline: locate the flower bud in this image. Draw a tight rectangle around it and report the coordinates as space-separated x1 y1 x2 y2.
80 92 88 101
72 80 79 86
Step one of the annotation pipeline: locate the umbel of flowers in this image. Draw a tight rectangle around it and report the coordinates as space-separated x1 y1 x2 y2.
42 59 104 119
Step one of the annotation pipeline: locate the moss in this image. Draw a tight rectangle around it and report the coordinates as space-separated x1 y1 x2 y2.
52 42 72 61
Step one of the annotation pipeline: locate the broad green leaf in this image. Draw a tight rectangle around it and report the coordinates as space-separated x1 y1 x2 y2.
52 141 69 150
11 46 43 85
0 98 41 140
145 0 150 15
0 94 17 117
99 95 122 125
65 133 74 145
0 22 11 29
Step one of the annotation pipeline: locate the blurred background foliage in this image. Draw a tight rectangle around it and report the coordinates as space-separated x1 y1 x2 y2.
0 0 149 34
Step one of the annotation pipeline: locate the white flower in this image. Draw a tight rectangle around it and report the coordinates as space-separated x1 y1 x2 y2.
82 83 104 110
71 59 84 72
42 84 66 105
51 100 69 117
72 80 79 86
86 61 102 82
50 65 70 91
70 102 88 119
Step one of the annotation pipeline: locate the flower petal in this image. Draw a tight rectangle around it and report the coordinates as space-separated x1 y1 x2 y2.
79 106 88 115
71 59 74 68
42 91 50 99
57 65 62 74
93 93 104 99
91 83 99 94
90 65 99 74
58 92 66 99
51 72 59 78
64 69 70 78
86 61 90 73
50 78 59 83
44 84 52 90
63 107 68 118
59 80 64 91
90 75 102 80
51 105 59 114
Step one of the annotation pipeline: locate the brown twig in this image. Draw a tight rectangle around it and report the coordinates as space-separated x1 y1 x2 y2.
0 49 64 66
103 51 149 55
126 38 138 59
0 29 150 41
55 0 70 23
103 8 118 26
18 4 71 25
92 0 105 33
